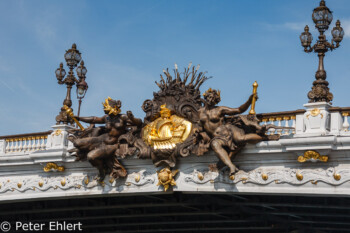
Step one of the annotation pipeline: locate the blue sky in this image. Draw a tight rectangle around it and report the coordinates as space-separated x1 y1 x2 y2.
1 0 350 135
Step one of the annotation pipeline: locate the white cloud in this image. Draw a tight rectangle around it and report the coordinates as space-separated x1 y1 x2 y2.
340 19 350 38
283 22 307 31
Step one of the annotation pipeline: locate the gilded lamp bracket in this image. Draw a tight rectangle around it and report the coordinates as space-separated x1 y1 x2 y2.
298 150 328 163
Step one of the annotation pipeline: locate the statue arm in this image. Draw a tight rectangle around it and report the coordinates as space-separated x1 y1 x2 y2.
219 94 254 116
125 111 142 126
75 116 106 124
237 94 254 113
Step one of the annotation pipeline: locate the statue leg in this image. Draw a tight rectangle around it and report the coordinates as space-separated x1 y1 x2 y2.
87 149 106 181
211 139 238 177
237 133 264 144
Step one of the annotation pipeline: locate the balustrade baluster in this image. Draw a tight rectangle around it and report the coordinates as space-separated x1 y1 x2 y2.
13 139 18 152
19 138 24 152
283 116 290 135
28 137 33 151
40 136 45 150
23 138 28 151
291 116 296 134
5 139 10 153
33 137 37 151
342 112 350 132
35 136 40 150
9 139 14 152
268 117 276 135
276 117 283 135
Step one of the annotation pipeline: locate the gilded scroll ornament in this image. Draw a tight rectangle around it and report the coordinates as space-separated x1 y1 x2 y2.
298 150 328 163
43 162 65 172
157 167 178 192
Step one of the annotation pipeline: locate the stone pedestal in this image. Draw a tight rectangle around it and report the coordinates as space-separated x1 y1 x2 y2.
46 124 75 150
301 102 331 136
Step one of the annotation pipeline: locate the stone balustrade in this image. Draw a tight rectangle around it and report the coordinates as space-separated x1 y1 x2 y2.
257 109 305 136
0 131 52 154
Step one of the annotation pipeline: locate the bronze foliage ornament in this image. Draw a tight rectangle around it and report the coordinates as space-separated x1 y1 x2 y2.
67 64 284 182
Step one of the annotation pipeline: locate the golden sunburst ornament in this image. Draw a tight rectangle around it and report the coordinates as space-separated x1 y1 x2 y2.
157 167 178 192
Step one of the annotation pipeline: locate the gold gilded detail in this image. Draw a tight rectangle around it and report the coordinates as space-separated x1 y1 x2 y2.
38 181 43 187
157 167 178 192
142 105 192 150
298 150 328 163
61 179 66 186
63 105 85 130
17 183 22 188
334 173 341 181
310 108 320 117
342 112 349 117
296 172 303 181
102 97 121 116
135 173 141 183
54 130 62 136
43 162 65 172
249 81 258 115
197 172 204 181
84 177 89 185
262 174 268 181
109 178 114 184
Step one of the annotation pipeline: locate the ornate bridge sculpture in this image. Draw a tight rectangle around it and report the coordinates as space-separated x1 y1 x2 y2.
62 64 289 188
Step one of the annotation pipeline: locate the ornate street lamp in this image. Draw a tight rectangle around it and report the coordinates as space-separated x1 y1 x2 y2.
300 0 344 103
55 44 88 124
